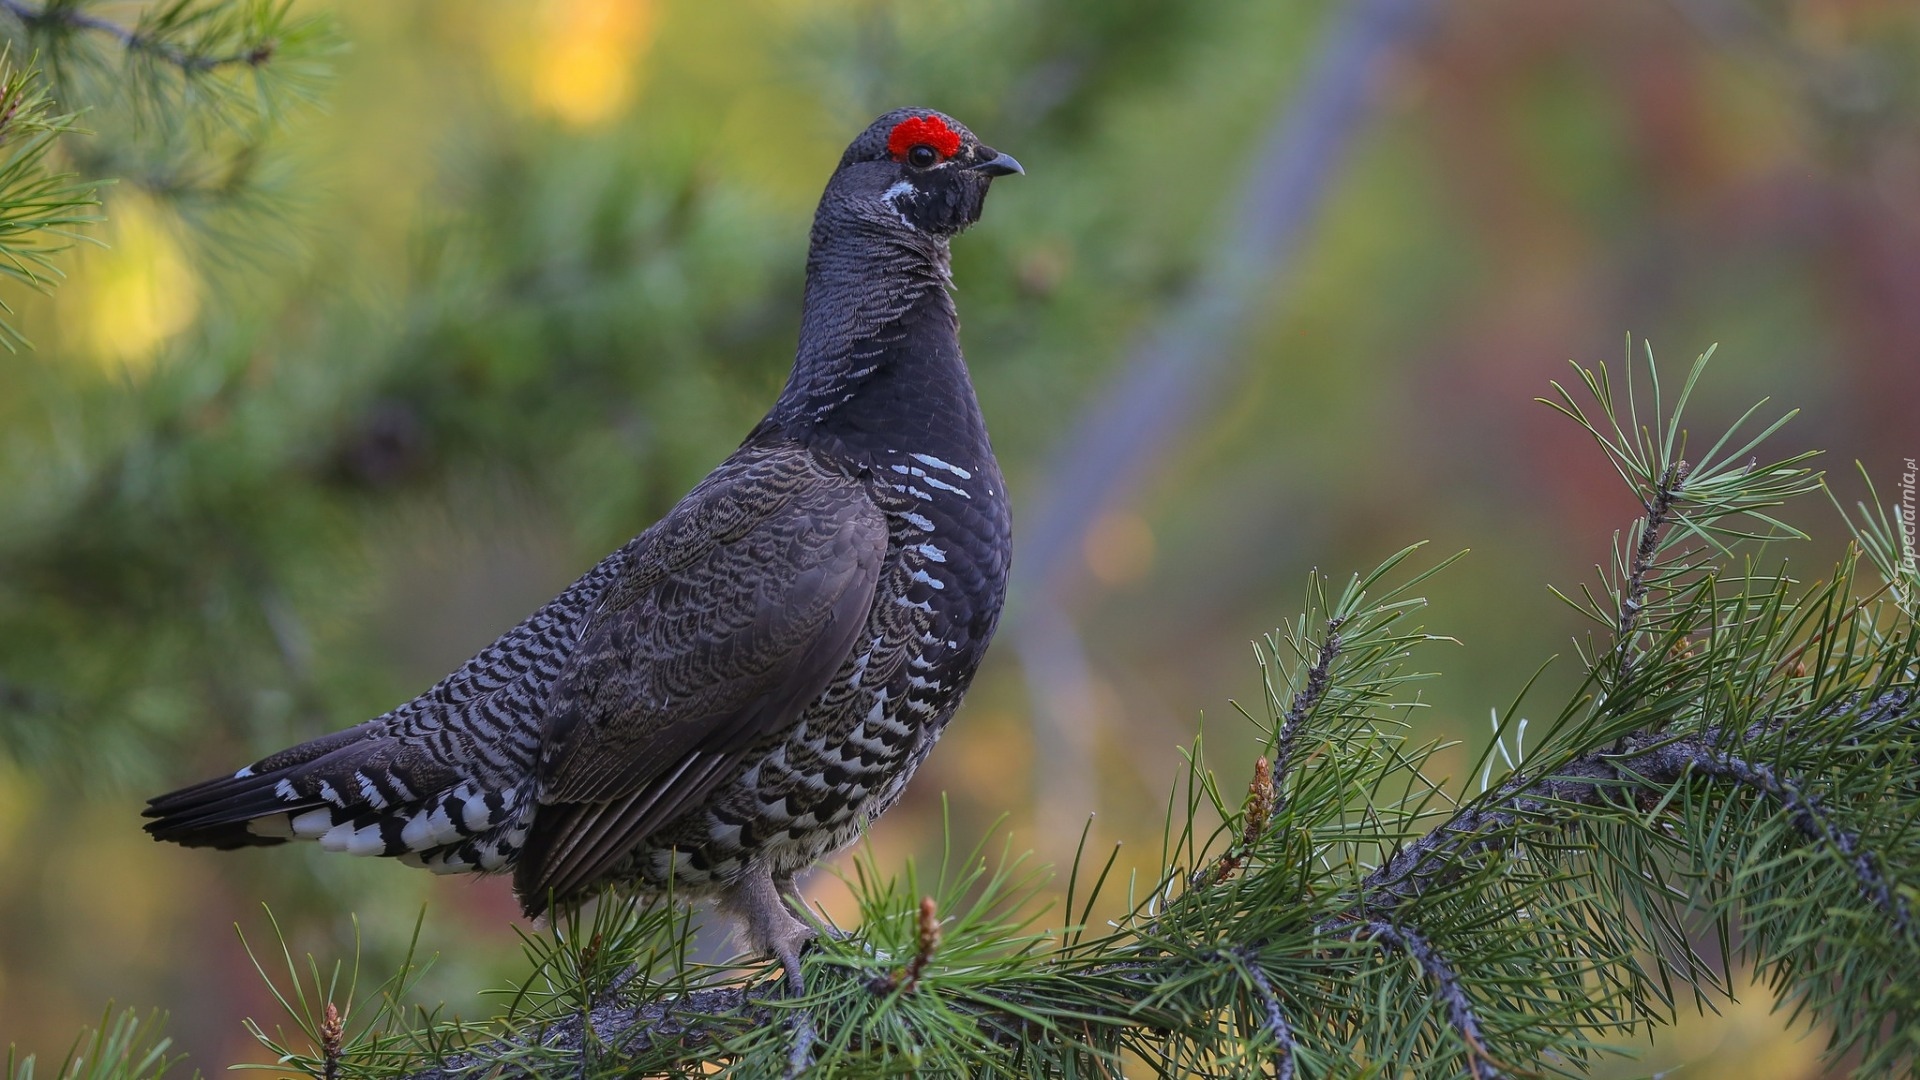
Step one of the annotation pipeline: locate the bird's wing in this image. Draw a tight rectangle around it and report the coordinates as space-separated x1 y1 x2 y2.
512 442 886 911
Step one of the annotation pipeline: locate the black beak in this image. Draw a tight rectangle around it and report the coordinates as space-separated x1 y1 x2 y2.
971 149 1024 177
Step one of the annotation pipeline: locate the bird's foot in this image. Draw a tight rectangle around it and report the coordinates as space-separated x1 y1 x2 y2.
722 868 823 996
768 919 815 998
762 892 820 1076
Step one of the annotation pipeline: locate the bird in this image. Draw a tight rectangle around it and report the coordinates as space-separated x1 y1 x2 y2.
144 108 1020 991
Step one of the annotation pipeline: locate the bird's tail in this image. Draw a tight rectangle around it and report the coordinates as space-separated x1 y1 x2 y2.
144 725 532 873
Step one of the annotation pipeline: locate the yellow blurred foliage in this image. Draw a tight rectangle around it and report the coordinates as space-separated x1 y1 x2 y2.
1668 986 1824 1079
44 803 189 971
514 0 659 127
59 192 199 372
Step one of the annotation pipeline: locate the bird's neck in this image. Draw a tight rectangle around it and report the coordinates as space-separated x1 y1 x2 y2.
768 225 989 468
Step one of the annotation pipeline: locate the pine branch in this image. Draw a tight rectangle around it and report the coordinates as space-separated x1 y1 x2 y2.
1273 612 1341 801
0 1 334 348
403 986 762 1080
373 688 1915 1079
1616 459 1690 686
1236 952 1296 1080
290 348 1917 1079
1361 921 1500 1080
0 0 276 71
0 47 98 350
1354 689 1918 928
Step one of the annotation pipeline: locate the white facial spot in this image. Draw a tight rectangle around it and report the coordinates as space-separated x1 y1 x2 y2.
881 180 919 229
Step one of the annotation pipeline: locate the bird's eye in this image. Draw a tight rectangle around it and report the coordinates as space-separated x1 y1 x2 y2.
907 144 939 168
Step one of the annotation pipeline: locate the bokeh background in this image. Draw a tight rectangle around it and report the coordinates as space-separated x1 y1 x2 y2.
1 0 1916 1075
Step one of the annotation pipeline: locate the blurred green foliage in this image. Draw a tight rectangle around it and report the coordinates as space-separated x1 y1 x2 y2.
0 0 1916 1075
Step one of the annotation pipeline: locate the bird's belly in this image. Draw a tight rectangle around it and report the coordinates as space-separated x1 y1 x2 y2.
620 676 943 892
612 450 1009 896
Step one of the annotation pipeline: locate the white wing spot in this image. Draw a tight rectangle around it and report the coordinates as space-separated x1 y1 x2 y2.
402 804 458 849
247 813 295 839
460 791 493 832
909 453 971 479
291 808 334 838
320 820 390 857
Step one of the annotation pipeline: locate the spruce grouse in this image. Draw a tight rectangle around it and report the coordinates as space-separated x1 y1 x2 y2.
145 109 1020 987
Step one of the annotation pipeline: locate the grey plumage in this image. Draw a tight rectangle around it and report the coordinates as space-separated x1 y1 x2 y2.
145 108 1019 989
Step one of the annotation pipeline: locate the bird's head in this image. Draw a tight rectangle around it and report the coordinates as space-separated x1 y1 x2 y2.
823 108 1022 239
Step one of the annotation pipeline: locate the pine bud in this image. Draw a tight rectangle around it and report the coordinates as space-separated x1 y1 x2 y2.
1243 756 1274 849
319 1001 344 1080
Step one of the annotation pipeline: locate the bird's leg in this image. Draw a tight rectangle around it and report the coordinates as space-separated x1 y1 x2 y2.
720 864 815 996
722 865 820 1073
777 875 849 942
